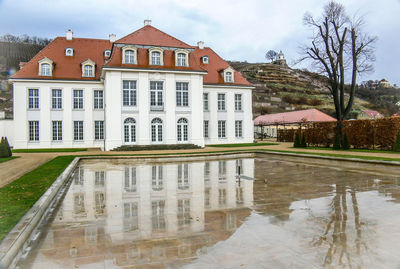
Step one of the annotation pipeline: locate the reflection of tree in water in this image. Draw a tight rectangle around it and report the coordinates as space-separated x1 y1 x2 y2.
311 182 373 268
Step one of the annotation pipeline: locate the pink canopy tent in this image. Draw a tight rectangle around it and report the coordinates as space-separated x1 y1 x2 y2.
254 109 336 126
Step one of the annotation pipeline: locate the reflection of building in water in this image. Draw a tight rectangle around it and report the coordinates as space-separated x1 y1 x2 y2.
34 157 254 268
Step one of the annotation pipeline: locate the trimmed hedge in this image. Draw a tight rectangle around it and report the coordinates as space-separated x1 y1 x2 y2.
278 117 400 150
0 137 12 158
112 144 202 151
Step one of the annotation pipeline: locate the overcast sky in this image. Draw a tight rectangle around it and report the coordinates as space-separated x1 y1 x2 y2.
0 0 399 85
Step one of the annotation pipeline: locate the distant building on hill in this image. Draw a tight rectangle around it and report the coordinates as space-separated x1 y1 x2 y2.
358 110 384 120
379 79 391 88
273 51 287 67
361 79 392 89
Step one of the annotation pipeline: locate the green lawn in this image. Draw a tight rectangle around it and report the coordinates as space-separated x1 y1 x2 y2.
302 146 400 154
0 155 75 241
12 148 88 153
207 142 278 148
0 156 19 163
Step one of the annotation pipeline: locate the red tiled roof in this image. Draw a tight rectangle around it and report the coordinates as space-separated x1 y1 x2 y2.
254 109 337 125
116 25 193 49
11 26 252 87
11 37 112 80
104 47 205 72
193 47 252 86
362 110 383 117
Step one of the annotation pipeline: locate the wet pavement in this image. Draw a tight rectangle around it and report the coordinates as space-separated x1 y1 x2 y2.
15 154 400 268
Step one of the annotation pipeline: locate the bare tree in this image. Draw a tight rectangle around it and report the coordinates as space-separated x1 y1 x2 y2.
265 50 278 62
301 1 377 140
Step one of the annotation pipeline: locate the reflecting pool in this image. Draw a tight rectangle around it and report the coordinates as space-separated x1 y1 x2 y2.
16 154 400 268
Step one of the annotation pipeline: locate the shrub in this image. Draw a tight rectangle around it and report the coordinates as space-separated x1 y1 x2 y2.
333 133 341 150
393 131 400 152
4 137 12 156
0 137 8 158
301 133 307 148
341 133 350 150
293 132 301 148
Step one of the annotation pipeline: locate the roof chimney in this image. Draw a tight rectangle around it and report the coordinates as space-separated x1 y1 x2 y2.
197 41 204 49
66 29 73 40
109 33 116 43
144 19 152 26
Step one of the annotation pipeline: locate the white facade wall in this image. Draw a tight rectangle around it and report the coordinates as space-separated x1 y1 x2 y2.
203 86 253 144
11 72 253 149
13 80 104 149
0 120 14 146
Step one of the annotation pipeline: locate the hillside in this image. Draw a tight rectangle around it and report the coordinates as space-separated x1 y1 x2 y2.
229 61 400 118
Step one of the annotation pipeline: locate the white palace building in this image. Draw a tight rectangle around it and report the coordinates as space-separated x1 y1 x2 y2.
8 20 254 150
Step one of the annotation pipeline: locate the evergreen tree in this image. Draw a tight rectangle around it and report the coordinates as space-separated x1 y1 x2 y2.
294 132 301 148
333 133 341 150
341 133 350 150
4 137 12 157
393 131 400 152
301 133 307 148
0 137 7 158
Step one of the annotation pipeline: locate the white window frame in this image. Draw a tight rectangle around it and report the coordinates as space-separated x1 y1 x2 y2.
203 93 209 111
28 88 39 109
176 82 189 107
28 121 39 142
223 67 235 83
122 81 137 107
51 89 62 110
73 89 84 110
81 59 95 77
124 118 136 144
235 120 243 138
122 46 137 64
177 118 188 142
218 120 226 138
65 48 74 56
175 49 189 67
93 90 104 109
94 121 104 140
204 120 209 138
52 121 62 141
218 93 225 111
151 118 163 143
38 57 53 76
235 94 242 111
150 81 163 111
124 50 135 64
73 121 84 141
149 47 164 66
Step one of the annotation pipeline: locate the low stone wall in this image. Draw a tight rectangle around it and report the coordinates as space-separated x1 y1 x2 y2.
0 120 14 146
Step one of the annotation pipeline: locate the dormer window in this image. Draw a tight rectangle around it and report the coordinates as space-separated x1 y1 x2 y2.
38 57 53 76
225 72 233 82
149 47 164 66
84 65 93 77
81 59 95 77
124 50 134 64
152 51 161 65
122 46 137 64
65 48 74 56
175 49 189 67
222 67 235 83
202 56 209 64
41 63 51 76
104 49 111 57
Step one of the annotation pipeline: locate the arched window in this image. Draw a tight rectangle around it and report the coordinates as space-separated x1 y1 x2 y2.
151 118 163 142
151 51 161 65
41 63 51 76
225 71 233 82
83 65 94 77
177 118 188 142
124 118 136 143
177 53 186 66
124 50 134 64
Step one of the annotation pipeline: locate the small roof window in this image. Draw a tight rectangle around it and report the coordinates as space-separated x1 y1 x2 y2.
202 56 209 64
104 49 111 57
65 48 74 56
